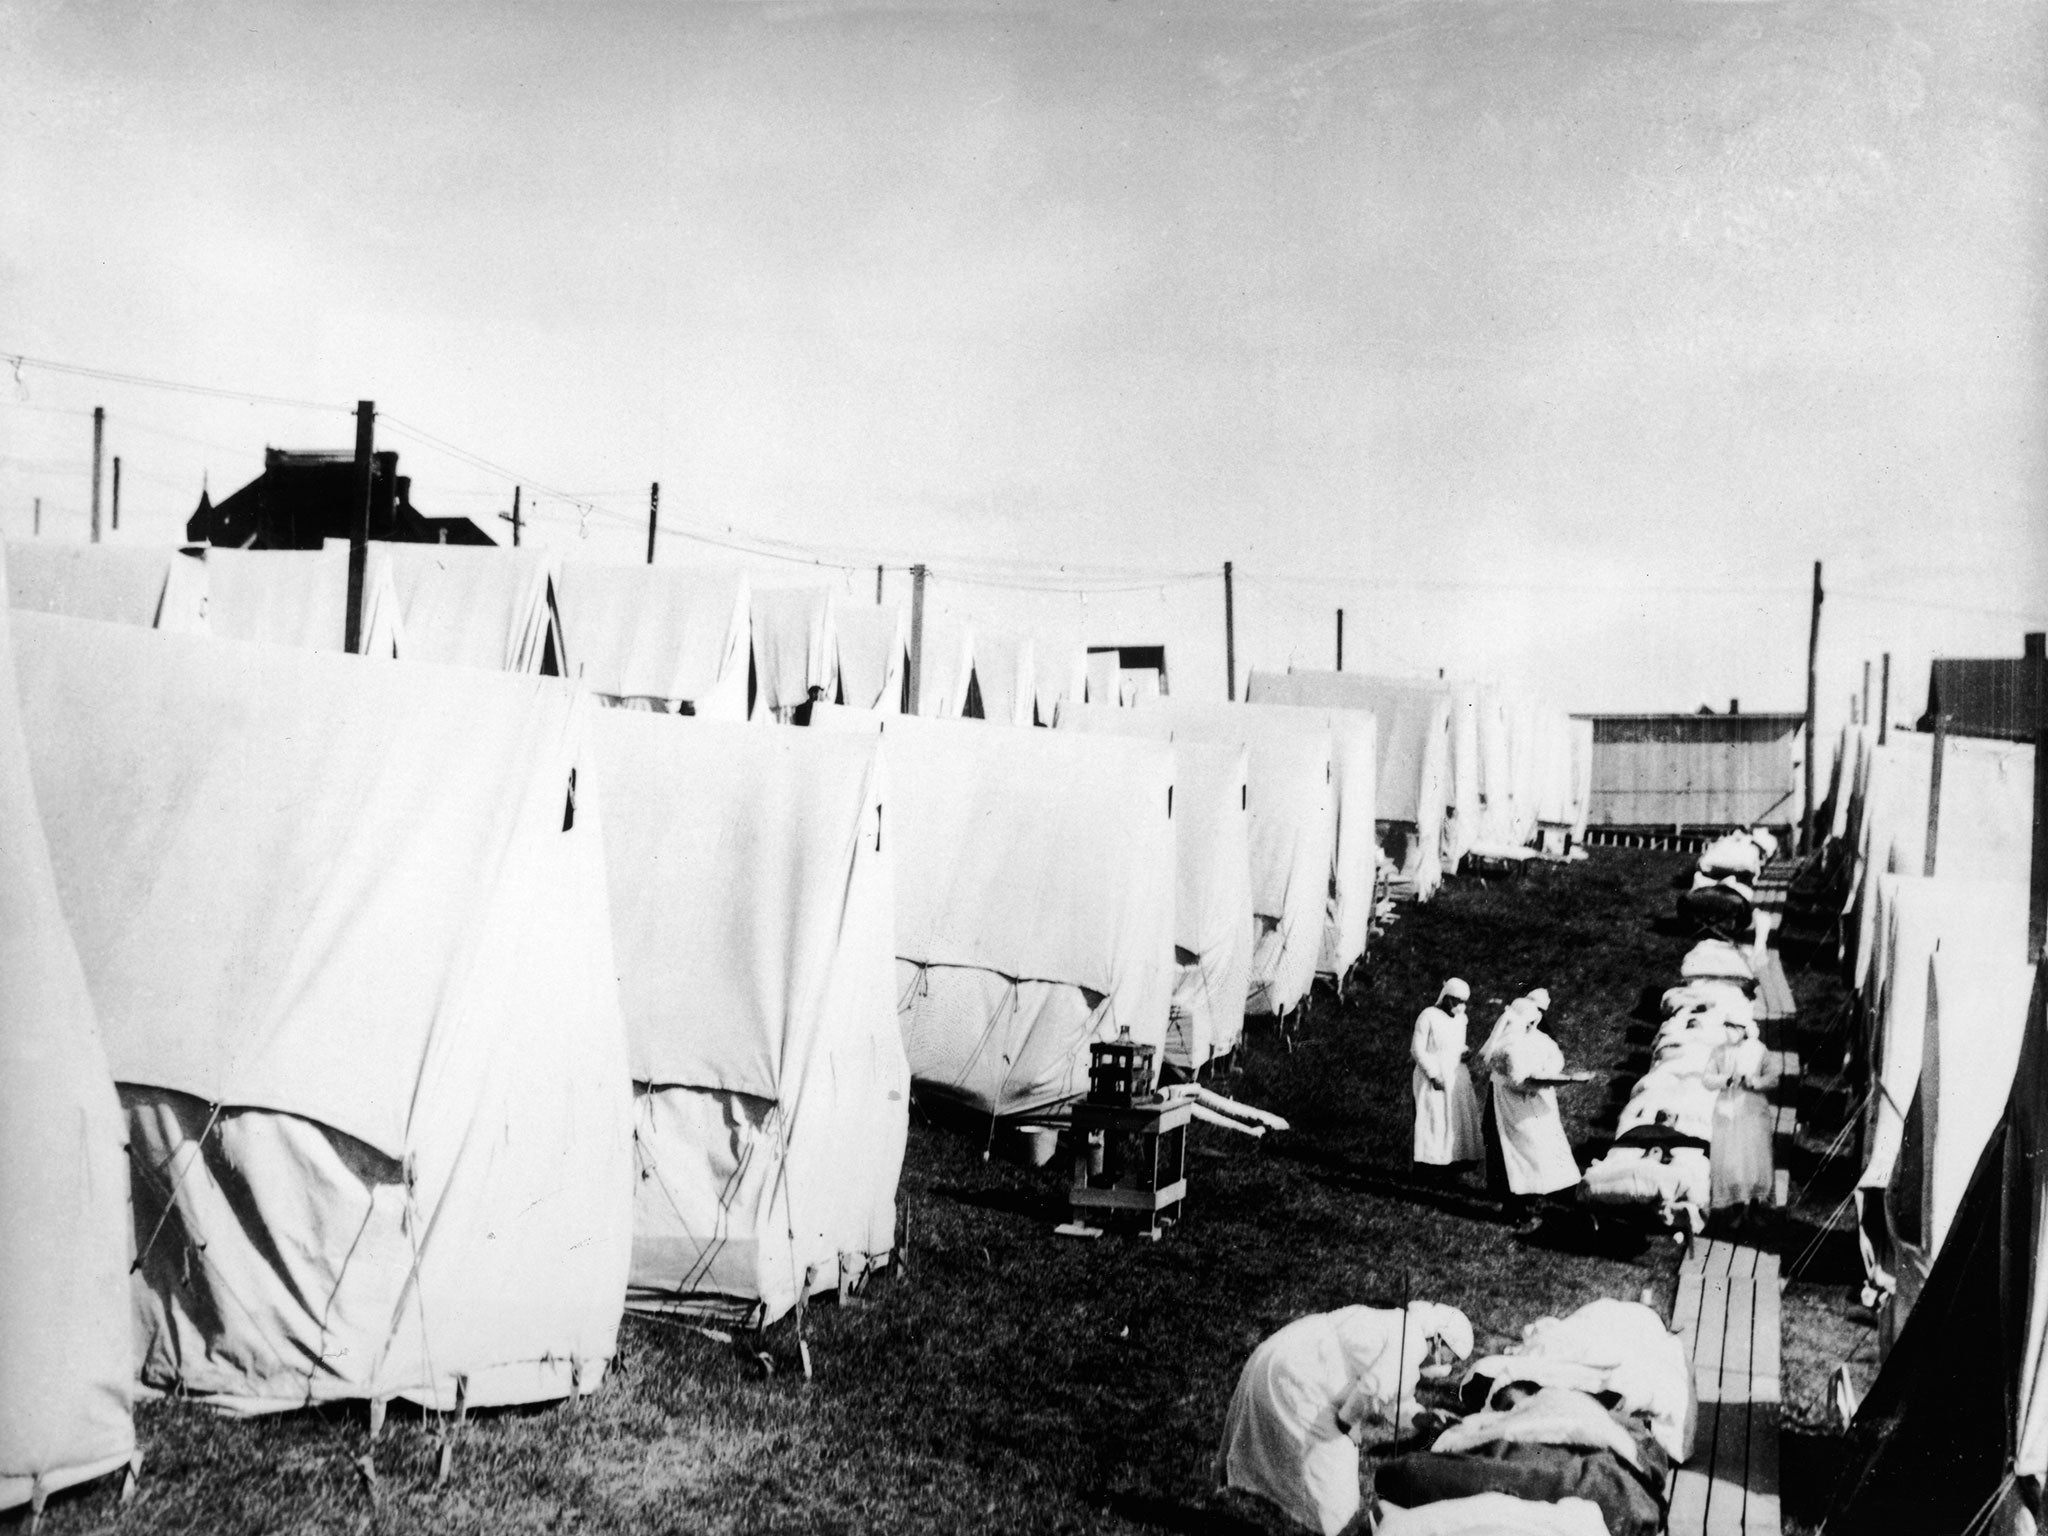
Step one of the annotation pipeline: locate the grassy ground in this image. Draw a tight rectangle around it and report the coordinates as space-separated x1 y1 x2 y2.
45 850 1721 1536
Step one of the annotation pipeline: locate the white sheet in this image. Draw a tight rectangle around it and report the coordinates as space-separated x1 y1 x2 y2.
750 585 838 722
7 540 180 628
836 604 906 713
0 583 135 1509
556 561 749 714
373 543 559 673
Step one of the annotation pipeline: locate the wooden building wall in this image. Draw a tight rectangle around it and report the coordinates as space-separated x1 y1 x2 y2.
1580 714 1804 830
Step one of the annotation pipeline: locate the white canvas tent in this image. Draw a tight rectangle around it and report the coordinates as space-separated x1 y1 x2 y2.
555 562 751 718
911 616 975 718
593 712 906 1323
1882 940 2036 1340
369 543 562 674
7 540 206 634
1845 732 2037 991
0 581 136 1512
750 585 839 723
204 545 402 656
1567 717 1594 842
971 628 1037 727
836 604 907 714
1060 706 1254 1071
811 705 1175 1116
1857 876 2029 1201
16 613 634 1414
1033 641 1088 727
1474 686 1518 849
1072 698 1336 1013
1247 671 1440 901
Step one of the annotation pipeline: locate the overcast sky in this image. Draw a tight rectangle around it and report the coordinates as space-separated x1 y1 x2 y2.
4 0 2042 722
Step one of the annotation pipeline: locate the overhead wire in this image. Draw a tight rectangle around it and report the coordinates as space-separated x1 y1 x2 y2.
2 350 350 414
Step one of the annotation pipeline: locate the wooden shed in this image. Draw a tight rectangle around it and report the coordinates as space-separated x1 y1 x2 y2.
1577 711 1804 833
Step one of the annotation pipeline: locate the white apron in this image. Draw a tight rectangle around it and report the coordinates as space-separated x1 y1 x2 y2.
1412 1006 1483 1165
1491 1030 1580 1195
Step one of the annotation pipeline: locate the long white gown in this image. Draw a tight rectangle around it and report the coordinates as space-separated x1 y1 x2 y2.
1217 1306 1433 1536
1412 1005 1483 1165
1490 1026 1581 1195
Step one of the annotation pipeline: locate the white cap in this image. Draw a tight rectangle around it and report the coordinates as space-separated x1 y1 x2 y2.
1440 977 1471 1003
1409 1301 1474 1360
1525 987 1552 1012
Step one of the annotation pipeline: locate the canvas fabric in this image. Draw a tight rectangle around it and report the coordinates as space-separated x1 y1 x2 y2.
1858 876 2028 1194
15 613 634 1412
835 604 906 713
911 615 975 718
811 705 1175 1113
1133 699 1372 975
1058 700 1329 1017
1885 943 2036 1323
1033 642 1088 726
0 575 136 1510
6 540 181 629
971 628 1036 727
750 585 839 722
367 543 559 673
594 712 904 1321
555 562 750 716
205 545 401 656
1247 670 1446 895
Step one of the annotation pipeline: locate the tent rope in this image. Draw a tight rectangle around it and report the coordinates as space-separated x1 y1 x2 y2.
131 1100 225 1271
1785 1192 1857 1284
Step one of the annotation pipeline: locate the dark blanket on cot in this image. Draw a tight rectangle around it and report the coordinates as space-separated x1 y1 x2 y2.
1376 1439 1668 1536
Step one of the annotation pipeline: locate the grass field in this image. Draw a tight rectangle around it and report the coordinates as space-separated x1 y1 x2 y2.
45 848 1781 1536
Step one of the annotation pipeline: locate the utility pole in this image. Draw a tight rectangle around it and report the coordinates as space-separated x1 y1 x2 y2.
1924 714 1948 876
31 497 39 537
111 456 121 533
1336 609 1344 672
1223 561 1237 702
1879 653 1891 745
907 563 928 715
89 406 104 543
345 400 374 655
498 485 521 547
1801 560 1823 853
1861 659 1870 728
646 482 660 564
875 564 884 605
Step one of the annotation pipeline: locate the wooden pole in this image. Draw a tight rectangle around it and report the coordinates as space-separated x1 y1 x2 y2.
645 482 660 564
89 406 104 543
907 563 927 715
509 486 521 547
2031 721 2047 965
1923 714 1947 877
345 400 374 655
1802 560 1822 852
1223 561 1236 701
111 456 121 533
875 564 884 605
31 497 39 537
1879 653 1891 745
1336 608 1344 672
1861 659 1870 728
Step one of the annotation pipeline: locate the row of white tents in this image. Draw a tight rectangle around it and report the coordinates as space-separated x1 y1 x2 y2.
1 539 1589 1511
1815 717 2045 1531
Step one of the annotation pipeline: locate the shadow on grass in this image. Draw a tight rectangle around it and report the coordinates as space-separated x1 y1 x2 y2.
1274 1145 1511 1227
1781 1427 1849 1534
1099 1489 1276 1536
931 1181 1070 1225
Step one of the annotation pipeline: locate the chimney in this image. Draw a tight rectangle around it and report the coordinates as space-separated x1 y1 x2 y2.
1729 698 1739 715
2025 632 2044 660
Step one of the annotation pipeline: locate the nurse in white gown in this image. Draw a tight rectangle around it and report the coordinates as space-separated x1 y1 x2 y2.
1218 1301 1474 1536
1490 1006 1580 1197
1412 979 1483 1166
